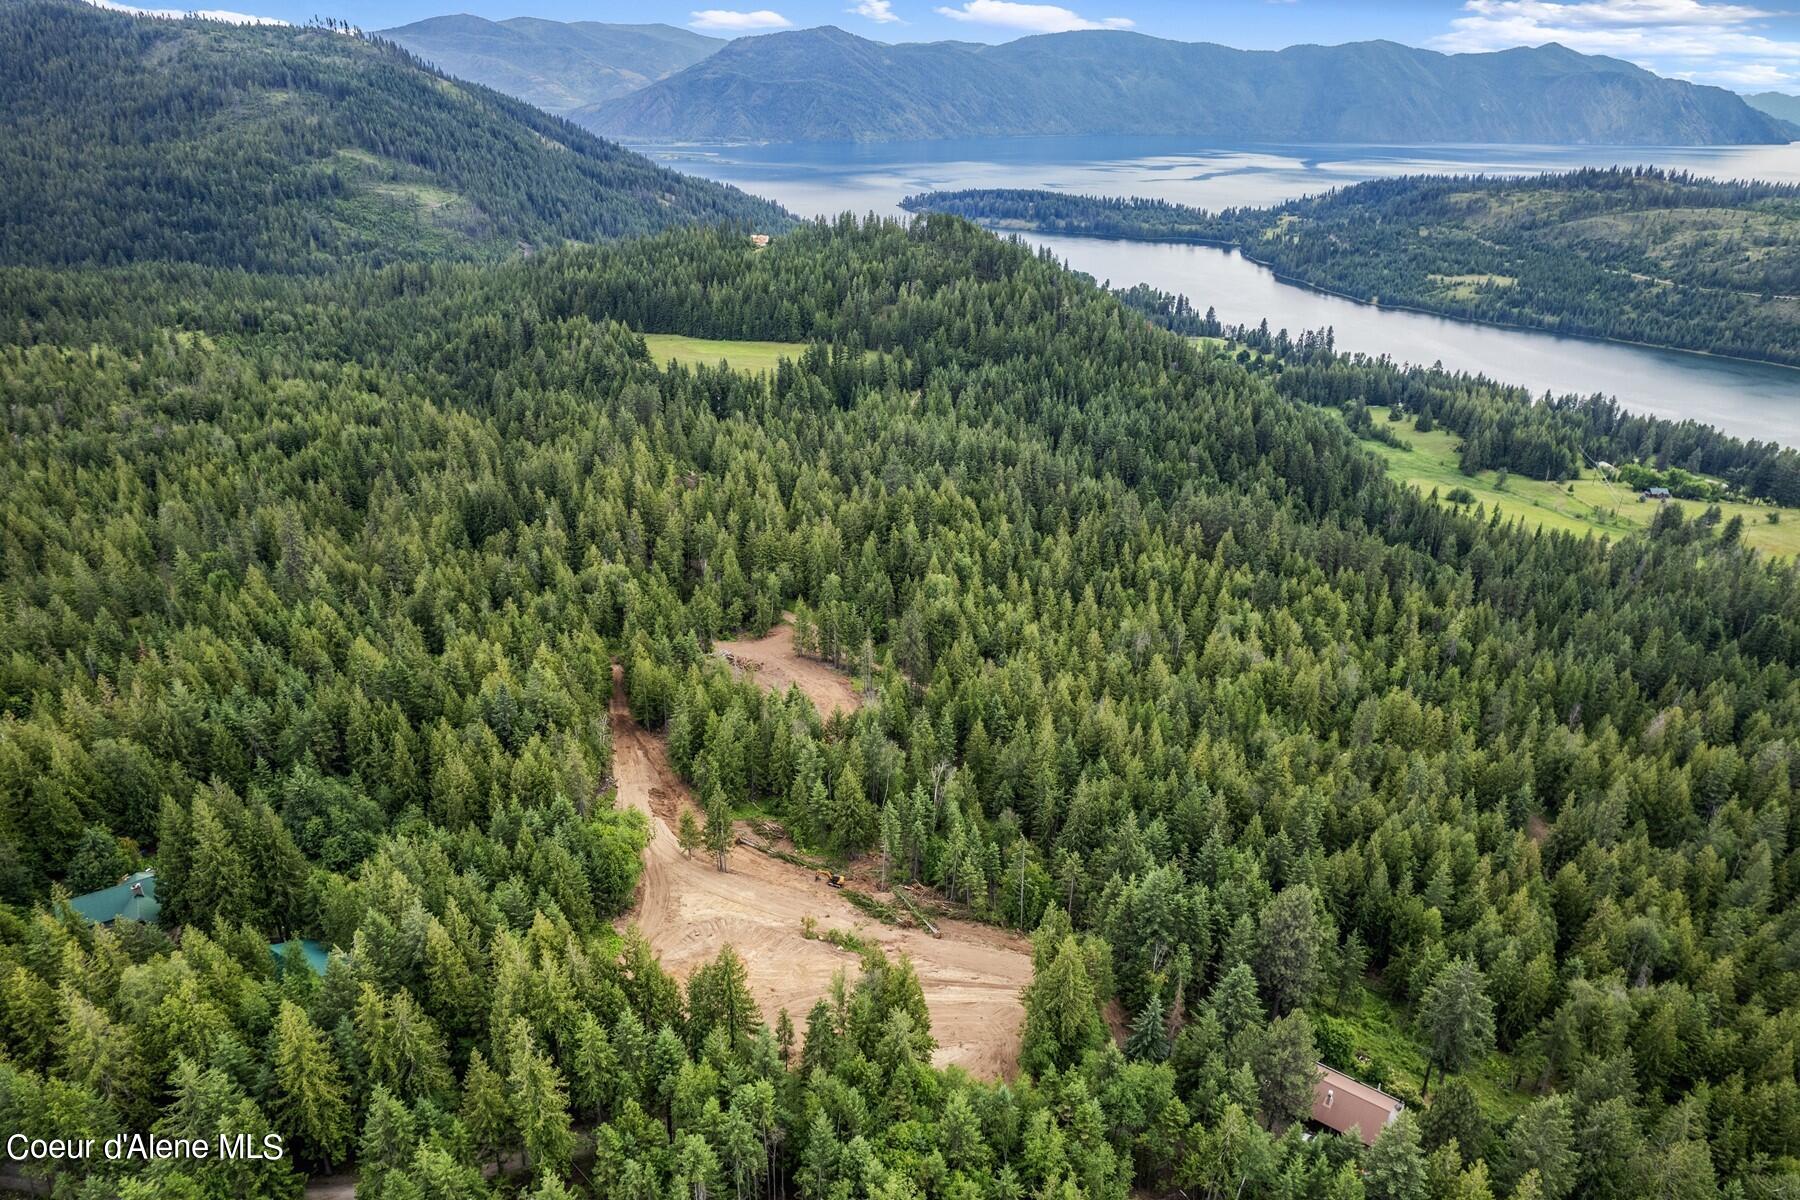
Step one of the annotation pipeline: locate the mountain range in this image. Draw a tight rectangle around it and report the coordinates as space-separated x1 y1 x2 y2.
380 15 722 113
1747 92 1800 128
0 0 786 271
581 26 1794 146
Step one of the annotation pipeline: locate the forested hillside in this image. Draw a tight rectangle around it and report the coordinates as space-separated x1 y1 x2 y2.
907 170 1800 367
3 210 1800 1198
0 0 785 271
588 27 1795 145
6 6 1800 1194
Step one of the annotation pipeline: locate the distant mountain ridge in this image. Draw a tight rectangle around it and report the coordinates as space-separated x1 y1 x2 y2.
1746 92 1800 130
584 26 1795 146
380 15 723 113
0 0 787 271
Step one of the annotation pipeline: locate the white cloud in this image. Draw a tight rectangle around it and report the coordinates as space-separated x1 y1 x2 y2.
934 1 1132 34
1702 61 1799 86
688 8 794 31
1433 0 1800 89
850 0 902 21
86 0 285 24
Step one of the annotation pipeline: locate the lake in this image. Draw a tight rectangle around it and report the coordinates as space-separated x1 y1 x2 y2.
641 136 1800 446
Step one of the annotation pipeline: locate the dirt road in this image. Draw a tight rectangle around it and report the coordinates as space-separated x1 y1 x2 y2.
609 668 1029 1078
715 623 862 718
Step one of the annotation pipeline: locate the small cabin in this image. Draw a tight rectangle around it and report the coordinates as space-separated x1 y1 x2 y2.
67 869 160 925
1644 487 1672 501
749 233 771 248
1311 1065 1404 1146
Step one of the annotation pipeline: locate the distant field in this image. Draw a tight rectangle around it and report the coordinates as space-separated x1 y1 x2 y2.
1363 407 1800 558
642 333 807 373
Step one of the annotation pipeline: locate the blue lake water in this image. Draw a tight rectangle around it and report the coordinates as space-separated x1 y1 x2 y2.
641 136 1800 445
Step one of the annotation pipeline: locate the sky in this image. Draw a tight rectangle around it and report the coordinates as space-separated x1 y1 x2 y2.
101 0 1800 92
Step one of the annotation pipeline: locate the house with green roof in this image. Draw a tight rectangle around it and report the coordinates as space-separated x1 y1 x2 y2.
270 939 331 976
66 869 160 925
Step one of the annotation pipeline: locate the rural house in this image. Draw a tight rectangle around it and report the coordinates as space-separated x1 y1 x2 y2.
66 869 160 925
1311 1065 1404 1145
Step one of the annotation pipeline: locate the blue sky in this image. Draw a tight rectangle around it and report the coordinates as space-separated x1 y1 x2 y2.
118 0 1800 91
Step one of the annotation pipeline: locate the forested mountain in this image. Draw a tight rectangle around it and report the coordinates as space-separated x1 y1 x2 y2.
1746 91 1800 127
6 206 1800 1196
7 2 1800 1195
586 26 1795 145
380 15 723 113
908 169 1800 366
0 0 785 271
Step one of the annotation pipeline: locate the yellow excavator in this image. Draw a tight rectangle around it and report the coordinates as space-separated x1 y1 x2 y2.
815 871 847 889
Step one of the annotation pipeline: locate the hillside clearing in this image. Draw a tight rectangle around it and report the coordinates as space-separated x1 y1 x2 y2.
609 667 1030 1078
714 622 863 718
643 333 808 373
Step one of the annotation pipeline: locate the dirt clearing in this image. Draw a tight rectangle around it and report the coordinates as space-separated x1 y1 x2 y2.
610 667 1029 1078
715 623 862 718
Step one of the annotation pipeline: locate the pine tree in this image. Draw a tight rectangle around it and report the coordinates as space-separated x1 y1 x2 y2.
879 799 901 890
356 1085 417 1196
1125 990 1169 1062
1255 885 1322 1017
460 1048 512 1174
268 1000 352 1171
1254 1011 1319 1130
506 1019 574 1180
678 808 704 859
1364 1114 1428 1200
688 945 761 1053
1418 959 1496 1095
704 786 734 872
1020 934 1105 1075
1501 1097 1575 1200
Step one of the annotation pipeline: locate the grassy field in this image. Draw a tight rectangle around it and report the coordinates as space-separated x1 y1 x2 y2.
642 333 808 374
1361 407 1800 558
1329 987 1534 1126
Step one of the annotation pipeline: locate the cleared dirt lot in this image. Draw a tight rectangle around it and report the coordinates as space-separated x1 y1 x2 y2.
610 668 1029 1078
714 623 863 719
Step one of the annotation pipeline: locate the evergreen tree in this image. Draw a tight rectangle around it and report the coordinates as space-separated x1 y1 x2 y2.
268 1000 352 1171
1418 959 1496 1095
460 1049 513 1175
688 946 761 1054
678 809 704 859
1364 1114 1428 1200
1021 934 1105 1075
1255 885 1322 1017
1253 1011 1319 1130
507 1020 574 1180
704 787 734 873
1125 990 1169 1062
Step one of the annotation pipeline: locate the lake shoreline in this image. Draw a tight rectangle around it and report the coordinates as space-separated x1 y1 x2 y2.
662 137 1800 444
938 216 1800 378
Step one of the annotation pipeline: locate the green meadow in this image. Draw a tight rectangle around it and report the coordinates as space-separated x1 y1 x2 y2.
1362 407 1800 558
642 333 810 374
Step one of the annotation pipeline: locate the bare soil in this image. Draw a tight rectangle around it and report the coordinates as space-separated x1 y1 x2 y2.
610 667 1029 1078
714 623 862 718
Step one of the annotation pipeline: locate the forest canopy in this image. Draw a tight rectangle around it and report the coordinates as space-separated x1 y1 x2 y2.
2 8 1799 1193
2 211 1797 1199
